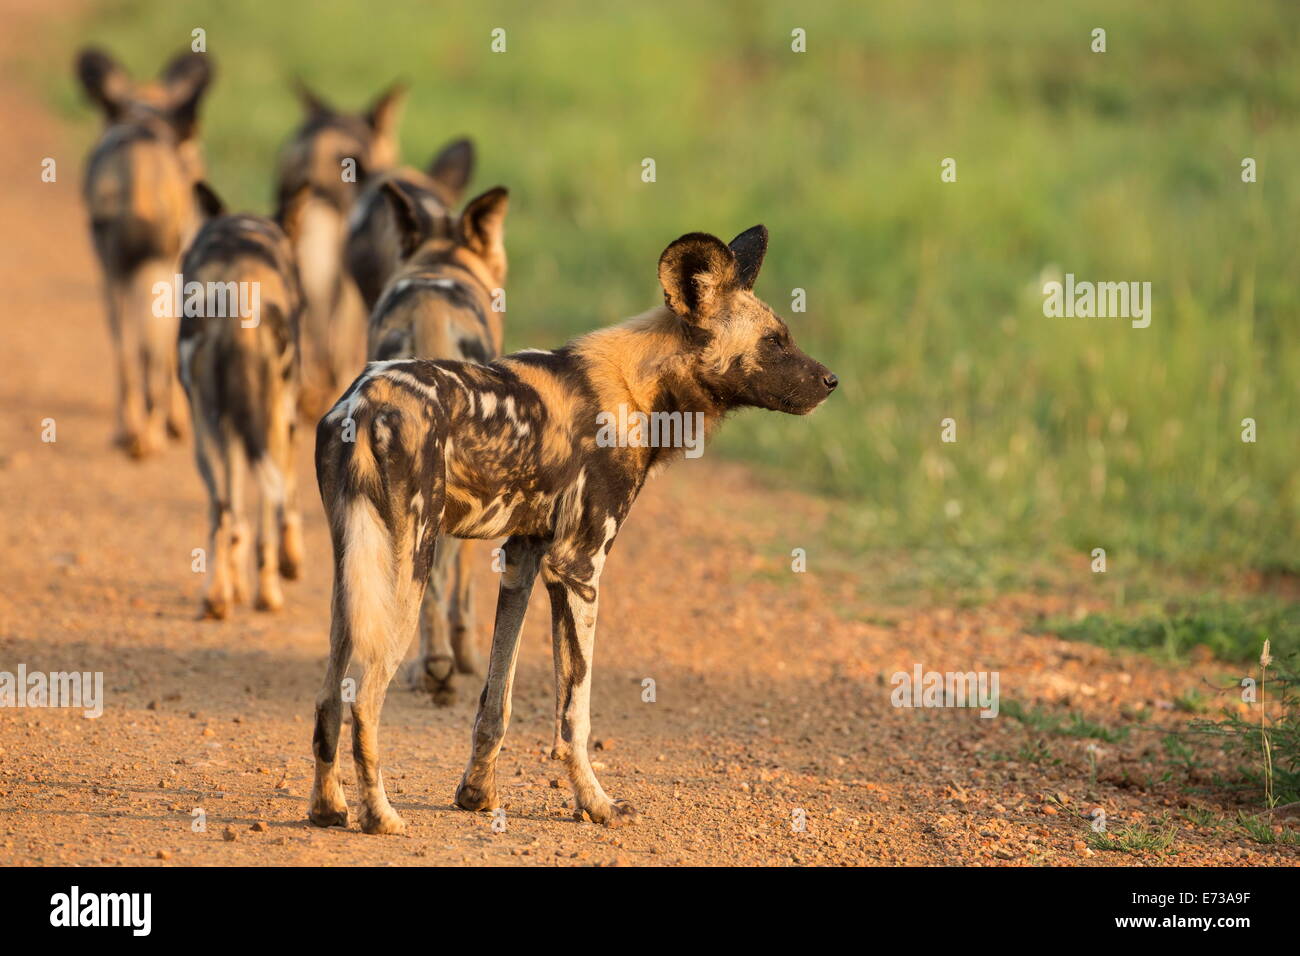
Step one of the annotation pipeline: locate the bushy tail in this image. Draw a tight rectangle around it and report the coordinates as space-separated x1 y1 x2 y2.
222 330 273 467
319 395 419 668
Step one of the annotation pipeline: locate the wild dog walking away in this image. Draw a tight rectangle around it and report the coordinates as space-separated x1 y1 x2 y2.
364 181 509 705
309 225 837 833
177 184 308 619
345 137 476 312
275 80 406 406
75 47 214 458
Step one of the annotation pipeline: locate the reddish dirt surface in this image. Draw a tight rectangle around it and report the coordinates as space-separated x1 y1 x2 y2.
1 0 1296 866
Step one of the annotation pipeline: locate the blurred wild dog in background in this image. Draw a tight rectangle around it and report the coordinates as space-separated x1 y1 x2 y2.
75 47 214 458
275 80 405 410
364 182 509 704
177 183 309 619
308 225 837 834
345 137 476 312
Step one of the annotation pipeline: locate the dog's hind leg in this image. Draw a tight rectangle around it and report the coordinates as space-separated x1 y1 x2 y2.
313 490 428 834
348 501 428 834
226 441 251 607
314 384 441 833
105 277 148 456
410 533 460 705
451 539 481 676
252 455 286 612
309 602 352 827
277 412 304 581
340 486 431 832
454 535 544 812
137 258 180 454
190 392 233 619
351 633 412 833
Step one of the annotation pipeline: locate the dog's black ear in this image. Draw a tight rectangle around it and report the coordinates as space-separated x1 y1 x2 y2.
458 186 509 277
163 51 214 140
728 225 768 291
160 51 212 97
365 81 407 136
75 48 130 120
293 78 334 117
658 232 737 321
193 180 225 219
427 138 475 203
380 180 425 260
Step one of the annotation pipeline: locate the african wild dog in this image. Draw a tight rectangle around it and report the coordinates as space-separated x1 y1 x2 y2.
344 137 476 312
308 225 837 833
275 80 406 407
75 47 214 458
362 181 509 705
177 184 308 619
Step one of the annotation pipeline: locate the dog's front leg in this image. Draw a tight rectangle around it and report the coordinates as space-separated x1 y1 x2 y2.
545 565 636 827
454 535 543 812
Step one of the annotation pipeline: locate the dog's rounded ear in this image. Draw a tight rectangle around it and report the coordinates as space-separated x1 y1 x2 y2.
728 225 768 291
427 138 475 204
658 232 737 321
459 186 509 277
162 51 214 141
365 81 407 136
380 180 426 260
75 48 131 120
193 180 225 220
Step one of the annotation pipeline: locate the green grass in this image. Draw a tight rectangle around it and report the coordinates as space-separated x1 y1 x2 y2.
1086 817 1179 854
44 0 1300 572
1016 740 1062 766
1179 806 1225 830
1045 598 1299 663
1002 700 1130 741
1189 652 1300 806
1235 811 1300 845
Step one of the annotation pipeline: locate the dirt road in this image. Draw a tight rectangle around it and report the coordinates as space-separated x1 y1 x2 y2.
0 0 1295 866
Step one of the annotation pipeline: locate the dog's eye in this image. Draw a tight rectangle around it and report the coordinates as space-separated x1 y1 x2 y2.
764 333 784 347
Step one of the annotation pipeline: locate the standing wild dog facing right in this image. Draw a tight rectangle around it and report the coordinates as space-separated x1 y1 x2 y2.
75 48 214 458
178 185 309 619
309 225 837 833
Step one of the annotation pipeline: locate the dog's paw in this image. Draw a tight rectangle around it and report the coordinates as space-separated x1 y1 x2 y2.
454 778 498 812
358 805 406 835
576 799 638 828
